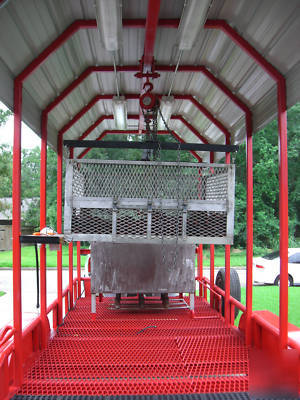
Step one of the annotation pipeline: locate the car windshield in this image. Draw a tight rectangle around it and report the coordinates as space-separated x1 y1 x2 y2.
263 250 280 260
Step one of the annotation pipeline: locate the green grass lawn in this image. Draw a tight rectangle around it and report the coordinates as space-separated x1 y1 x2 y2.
0 245 88 268
0 246 269 268
235 286 300 327
0 291 5 297
202 249 246 267
197 246 268 268
202 285 299 328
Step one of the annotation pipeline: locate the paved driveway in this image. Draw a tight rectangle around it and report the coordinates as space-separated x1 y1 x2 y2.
0 267 247 329
0 269 72 328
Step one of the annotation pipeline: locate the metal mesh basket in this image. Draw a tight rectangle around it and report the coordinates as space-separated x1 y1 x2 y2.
64 159 235 244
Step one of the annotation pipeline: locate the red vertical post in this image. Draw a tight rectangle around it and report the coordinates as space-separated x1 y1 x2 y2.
205 17 289 349
57 135 63 324
77 241 81 299
40 112 48 347
12 79 23 385
197 245 203 297
225 152 231 323
210 244 215 307
278 80 289 350
245 114 253 345
68 146 74 309
209 152 215 308
69 240 74 309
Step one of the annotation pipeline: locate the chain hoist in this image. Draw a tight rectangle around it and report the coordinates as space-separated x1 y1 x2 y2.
139 81 184 282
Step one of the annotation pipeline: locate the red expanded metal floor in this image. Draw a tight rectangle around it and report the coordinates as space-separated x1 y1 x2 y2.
18 296 249 395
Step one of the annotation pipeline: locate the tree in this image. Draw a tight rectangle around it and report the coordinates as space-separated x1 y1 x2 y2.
0 108 13 215
86 133 196 162
234 102 300 248
0 109 11 127
1 104 298 247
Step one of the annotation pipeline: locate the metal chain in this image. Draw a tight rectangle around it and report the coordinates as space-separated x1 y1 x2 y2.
157 107 183 273
141 101 183 276
142 102 159 161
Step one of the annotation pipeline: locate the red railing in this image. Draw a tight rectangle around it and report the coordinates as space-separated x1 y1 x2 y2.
0 275 82 400
196 276 246 325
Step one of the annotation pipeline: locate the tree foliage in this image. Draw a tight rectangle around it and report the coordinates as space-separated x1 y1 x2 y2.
0 109 11 127
234 102 300 248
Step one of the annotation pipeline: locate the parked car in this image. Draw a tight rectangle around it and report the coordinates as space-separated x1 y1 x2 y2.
253 248 300 286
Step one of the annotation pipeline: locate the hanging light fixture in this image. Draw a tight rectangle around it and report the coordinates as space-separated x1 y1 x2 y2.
178 0 211 51
95 0 122 51
158 96 174 130
112 96 127 129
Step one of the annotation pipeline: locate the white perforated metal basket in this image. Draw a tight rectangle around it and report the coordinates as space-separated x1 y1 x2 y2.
64 159 235 245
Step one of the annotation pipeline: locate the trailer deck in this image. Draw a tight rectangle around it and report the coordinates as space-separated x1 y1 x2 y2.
1 1 300 398
17 296 248 396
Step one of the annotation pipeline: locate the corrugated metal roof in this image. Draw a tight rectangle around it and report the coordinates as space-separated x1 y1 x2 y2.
0 0 299 161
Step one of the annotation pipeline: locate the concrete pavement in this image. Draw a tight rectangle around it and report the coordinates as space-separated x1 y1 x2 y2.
0 267 247 329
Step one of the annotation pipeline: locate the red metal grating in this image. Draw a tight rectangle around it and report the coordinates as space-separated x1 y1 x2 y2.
18 297 249 395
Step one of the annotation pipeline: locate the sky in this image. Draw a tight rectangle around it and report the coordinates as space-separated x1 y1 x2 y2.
0 101 41 149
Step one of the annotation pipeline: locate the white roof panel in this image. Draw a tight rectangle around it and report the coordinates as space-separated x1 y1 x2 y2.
0 0 299 159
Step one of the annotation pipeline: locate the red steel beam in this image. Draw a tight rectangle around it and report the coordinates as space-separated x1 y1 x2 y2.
12 81 23 386
143 0 161 68
205 20 283 82
76 241 81 299
56 93 230 145
139 0 161 132
11 14 177 340
8 16 172 386
56 97 214 149
17 19 180 83
56 139 63 325
210 244 215 308
206 19 288 349
39 115 48 349
46 64 250 338
12 16 259 360
171 115 209 144
124 18 179 28
43 64 249 119
176 95 231 145
72 113 202 162
72 113 205 159
22 18 253 350
17 20 96 83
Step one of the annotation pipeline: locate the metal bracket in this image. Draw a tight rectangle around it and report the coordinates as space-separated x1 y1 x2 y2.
182 202 187 240
147 200 152 239
112 198 118 240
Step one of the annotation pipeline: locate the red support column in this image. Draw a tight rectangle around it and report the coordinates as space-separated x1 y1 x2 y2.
40 112 48 348
68 147 74 310
278 79 289 349
245 114 253 344
197 245 203 297
225 152 231 324
77 241 81 299
210 152 215 308
205 17 288 350
210 244 215 308
57 135 63 323
69 242 73 309
12 79 23 385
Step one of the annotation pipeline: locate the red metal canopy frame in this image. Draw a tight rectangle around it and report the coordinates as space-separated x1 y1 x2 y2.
5 14 291 399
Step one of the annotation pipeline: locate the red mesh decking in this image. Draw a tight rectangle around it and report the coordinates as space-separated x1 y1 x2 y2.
18 297 248 395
